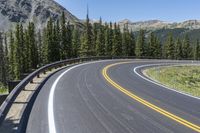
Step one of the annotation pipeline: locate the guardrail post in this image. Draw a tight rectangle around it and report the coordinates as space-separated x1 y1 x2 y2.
37 74 40 78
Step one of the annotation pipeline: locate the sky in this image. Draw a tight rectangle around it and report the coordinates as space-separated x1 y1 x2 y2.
55 0 200 22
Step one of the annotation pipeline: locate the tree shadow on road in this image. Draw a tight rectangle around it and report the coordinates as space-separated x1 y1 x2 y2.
0 117 19 133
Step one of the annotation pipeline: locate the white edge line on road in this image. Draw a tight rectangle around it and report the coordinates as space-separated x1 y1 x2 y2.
48 60 114 133
133 63 200 100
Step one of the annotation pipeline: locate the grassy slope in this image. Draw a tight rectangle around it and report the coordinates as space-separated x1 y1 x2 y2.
144 65 200 97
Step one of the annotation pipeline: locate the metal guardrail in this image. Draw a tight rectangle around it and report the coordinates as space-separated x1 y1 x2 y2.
0 56 116 124
0 95 8 106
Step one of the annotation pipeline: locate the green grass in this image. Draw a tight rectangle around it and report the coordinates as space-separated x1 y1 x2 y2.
144 65 200 97
0 83 8 94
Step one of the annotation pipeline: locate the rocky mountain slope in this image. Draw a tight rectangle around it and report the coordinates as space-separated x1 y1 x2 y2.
118 19 200 31
1 0 200 34
0 0 81 31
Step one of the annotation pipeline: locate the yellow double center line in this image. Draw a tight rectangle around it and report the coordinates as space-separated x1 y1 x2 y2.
102 62 200 132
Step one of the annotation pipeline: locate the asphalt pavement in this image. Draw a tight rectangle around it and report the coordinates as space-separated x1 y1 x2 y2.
26 60 200 133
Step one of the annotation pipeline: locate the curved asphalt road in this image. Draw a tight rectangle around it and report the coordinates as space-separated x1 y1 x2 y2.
26 60 200 133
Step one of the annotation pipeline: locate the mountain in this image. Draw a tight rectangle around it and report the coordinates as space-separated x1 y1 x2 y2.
0 0 81 31
119 19 200 42
118 19 200 32
153 28 200 43
118 19 168 31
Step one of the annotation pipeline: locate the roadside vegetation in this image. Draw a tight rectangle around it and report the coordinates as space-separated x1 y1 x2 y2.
0 12 200 94
145 65 200 97
0 83 8 94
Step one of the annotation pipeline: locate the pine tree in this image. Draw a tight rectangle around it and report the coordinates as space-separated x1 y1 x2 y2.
92 23 98 53
45 18 61 62
60 11 68 59
147 32 156 57
109 22 113 55
56 20 61 59
147 33 161 58
9 31 15 79
122 25 134 56
122 24 129 56
104 23 110 56
135 29 145 57
4 33 8 61
52 21 61 61
4 33 9 81
13 24 21 80
19 24 26 73
182 34 191 59
104 22 113 56
28 22 38 69
24 29 32 71
112 23 122 56
118 24 122 55
41 28 49 64
174 38 182 60
66 22 72 58
164 33 174 59
96 21 105 56
80 13 93 57
154 37 162 58
37 30 43 66
71 26 80 57
129 31 135 56
193 39 200 60
47 18 54 62
0 32 7 85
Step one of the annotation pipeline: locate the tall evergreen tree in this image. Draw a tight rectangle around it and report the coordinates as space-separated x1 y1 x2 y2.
147 32 156 57
4 33 9 80
164 33 174 59
96 21 105 56
147 33 161 58
60 11 68 59
41 28 49 64
19 24 26 73
129 31 135 56
66 22 72 58
37 30 43 66
47 18 54 62
104 23 110 56
92 23 98 53
13 24 21 80
122 24 129 56
56 20 61 59
28 22 38 69
182 34 191 59
72 26 80 57
112 23 122 56
154 37 162 58
4 33 8 61
52 21 61 61
135 29 145 57
193 39 200 60
0 32 7 85
24 29 32 71
104 22 113 56
45 18 61 62
9 31 15 79
109 22 113 55
80 13 93 57
174 38 182 60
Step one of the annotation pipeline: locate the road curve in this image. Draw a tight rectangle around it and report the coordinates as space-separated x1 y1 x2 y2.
26 60 200 133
